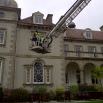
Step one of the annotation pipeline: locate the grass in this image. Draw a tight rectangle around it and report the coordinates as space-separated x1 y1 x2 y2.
80 100 103 103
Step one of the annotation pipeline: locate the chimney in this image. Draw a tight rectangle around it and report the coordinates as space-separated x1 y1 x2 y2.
100 25 103 31
46 14 53 24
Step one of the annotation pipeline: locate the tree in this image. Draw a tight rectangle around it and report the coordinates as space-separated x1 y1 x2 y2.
92 66 103 86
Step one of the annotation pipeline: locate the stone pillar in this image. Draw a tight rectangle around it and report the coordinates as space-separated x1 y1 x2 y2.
80 69 84 84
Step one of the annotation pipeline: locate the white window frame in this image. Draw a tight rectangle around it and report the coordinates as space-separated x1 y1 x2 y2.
33 62 44 84
25 68 31 84
0 30 6 45
0 60 3 84
35 15 43 24
33 15 43 24
83 29 92 39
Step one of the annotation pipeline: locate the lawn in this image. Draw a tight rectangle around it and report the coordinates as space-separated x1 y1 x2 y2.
80 100 103 103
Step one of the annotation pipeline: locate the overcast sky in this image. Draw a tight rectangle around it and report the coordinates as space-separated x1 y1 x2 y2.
15 0 103 31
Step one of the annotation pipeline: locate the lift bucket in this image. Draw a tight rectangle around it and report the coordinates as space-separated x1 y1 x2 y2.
31 46 50 54
30 31 52 53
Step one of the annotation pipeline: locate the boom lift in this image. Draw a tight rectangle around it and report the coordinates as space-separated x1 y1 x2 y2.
31 0 91 53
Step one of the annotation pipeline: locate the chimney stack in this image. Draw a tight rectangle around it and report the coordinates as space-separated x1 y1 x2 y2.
100 25 103 31
46 14 53 25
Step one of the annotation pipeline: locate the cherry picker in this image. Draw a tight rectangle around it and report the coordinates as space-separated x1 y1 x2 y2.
31 0 91 53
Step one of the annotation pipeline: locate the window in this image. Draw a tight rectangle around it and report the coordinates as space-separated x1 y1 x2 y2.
83 28 92 39
33 12 44 24
86 31 91 38
75 45 82 57
0 30 6 45
25 68 31 84
45 68 52 84
101 47 103 55
35 15 43 24
25 59 52 85
64 44 69 52
33 61 44 84
64 44 69 57
0 11 4 18
88 46 96 57
0 60 3 84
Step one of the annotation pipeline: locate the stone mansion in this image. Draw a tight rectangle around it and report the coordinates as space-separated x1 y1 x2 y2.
0 0 103 90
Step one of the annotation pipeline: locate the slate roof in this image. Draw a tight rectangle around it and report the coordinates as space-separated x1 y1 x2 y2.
65 28 103 41
20 16 53 25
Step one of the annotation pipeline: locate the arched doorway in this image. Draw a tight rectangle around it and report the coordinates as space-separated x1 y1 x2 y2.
84 63 95 85
65 62 80 86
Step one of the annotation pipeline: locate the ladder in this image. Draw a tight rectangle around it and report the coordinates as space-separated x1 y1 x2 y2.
31 0 92 53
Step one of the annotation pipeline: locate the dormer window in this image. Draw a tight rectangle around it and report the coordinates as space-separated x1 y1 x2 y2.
33 11 44 24
83 28 92 39
35 15 43 24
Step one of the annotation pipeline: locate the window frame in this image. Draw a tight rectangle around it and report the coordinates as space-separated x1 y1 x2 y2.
75 45 83 57
0 29 6 45
35 15 43 24
88 46 96 57
101 47 103 55
33 61 44 84
0 11 4 18
64 44 69 52
83 29 93 39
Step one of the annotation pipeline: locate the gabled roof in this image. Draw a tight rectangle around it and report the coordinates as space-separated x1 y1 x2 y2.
33 11 44 16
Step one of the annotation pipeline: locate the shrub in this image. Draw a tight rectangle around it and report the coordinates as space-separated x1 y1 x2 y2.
95 84 103 92
48 89 56 100
9 88 30 102
32 85 49 102
33 85 47 95
55 87 65 101
64 90 71 100
77 84 103 100
79 84 98 92
69 85 79 99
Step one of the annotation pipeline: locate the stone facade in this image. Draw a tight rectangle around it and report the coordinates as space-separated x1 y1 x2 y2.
0 0 103 90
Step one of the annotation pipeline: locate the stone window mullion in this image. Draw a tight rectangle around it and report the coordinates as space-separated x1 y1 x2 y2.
44 65 53 84
24 65 32 84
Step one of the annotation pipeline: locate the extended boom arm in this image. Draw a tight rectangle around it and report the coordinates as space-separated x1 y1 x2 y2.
31 0 92 53
46 0 91 38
